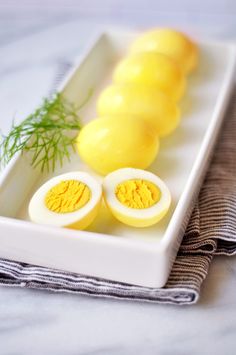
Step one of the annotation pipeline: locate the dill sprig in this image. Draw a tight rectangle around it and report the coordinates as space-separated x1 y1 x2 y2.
0 92 89 172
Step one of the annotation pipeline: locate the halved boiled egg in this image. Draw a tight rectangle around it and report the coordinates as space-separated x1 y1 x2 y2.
28 172 102 230
103 168 171 227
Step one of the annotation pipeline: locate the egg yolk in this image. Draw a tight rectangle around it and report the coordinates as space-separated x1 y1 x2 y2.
45 180 91 213
115 179 161 209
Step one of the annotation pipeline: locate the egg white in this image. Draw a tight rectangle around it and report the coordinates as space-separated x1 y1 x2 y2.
103 168 171 225
28 171 102 228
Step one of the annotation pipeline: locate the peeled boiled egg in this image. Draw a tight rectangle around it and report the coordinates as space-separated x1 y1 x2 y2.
113 52 186 102
103 168 171 227
28 172 102 230
130 28 198 74
76 116 159 175
97 84 180 137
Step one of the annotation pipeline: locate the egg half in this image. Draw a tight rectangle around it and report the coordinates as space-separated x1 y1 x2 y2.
103 168 171 227
28 172 102 230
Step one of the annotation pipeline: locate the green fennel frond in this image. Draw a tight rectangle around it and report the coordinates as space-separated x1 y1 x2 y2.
0 92 91 172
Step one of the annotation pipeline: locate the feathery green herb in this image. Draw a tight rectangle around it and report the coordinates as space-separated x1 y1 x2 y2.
0 92 90 172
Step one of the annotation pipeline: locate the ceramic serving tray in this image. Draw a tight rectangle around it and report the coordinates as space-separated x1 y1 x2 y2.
0 29 235 288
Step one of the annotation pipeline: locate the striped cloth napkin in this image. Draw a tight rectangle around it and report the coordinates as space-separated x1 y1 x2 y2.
0 79 236 305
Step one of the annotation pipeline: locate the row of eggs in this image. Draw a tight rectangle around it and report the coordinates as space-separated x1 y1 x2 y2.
77 28 198 175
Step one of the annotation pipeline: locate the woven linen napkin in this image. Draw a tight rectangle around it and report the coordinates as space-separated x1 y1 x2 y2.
0 85 236 305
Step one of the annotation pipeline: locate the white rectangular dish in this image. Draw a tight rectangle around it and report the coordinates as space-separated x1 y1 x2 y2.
0 30 235 288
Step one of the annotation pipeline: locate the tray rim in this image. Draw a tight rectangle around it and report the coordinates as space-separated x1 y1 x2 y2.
0 28 236 287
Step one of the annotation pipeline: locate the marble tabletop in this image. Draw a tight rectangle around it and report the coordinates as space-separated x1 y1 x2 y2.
0 5 236 354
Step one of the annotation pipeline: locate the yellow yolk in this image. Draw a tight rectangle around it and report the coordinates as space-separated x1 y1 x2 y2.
115 179 161 209
103 168 171 228
45 180 91 213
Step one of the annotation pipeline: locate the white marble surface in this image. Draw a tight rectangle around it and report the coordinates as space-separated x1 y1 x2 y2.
0 6 236 354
